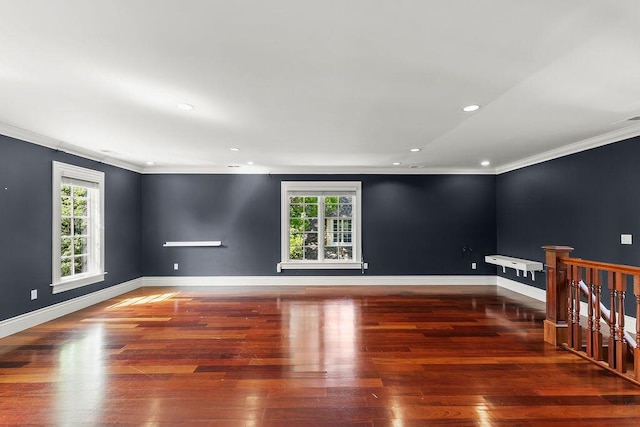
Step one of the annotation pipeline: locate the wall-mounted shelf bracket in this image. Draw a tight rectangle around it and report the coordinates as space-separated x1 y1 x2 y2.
485 255 543 281
163 241 222 247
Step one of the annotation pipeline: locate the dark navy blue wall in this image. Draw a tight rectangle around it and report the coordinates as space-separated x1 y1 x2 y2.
497 135 640 314
141 174 497 276
0 135 142 322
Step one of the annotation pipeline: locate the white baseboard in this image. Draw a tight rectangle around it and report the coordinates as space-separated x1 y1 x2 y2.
497 276 637 334
0 278 142 339
141 275 497 287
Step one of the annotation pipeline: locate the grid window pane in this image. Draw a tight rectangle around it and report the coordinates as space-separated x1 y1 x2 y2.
74 218 88 235
61 197 72 216
304 246 318 260
304 218 318 232
290 204 303 218
74 256 88 274
286 189 357 263
61 258 72 277
61 217 71 236
290 246 303 260
60 183 93 279
74 237 87 255
325 204 338 217
61 238 72 256
290 218 303 232
325 246 338 259
73 198 87 216
339 204 352 217
339 247 353 260
304 233 318 245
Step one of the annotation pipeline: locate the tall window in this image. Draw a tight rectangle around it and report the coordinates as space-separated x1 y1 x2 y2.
279 182 363 270
52 162 105 293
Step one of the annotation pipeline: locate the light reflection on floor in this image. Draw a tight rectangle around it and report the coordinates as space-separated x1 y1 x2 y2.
285 299 359 377
108 292 179 308
55 324 105 425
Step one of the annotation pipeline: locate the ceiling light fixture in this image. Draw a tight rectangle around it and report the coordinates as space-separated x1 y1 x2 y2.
392 162 401 166
481 160 490 167
462 104 480 112
176 103 194 111
230 147 240 152
146 161 155 166
247 161 254 165
410 148 421 152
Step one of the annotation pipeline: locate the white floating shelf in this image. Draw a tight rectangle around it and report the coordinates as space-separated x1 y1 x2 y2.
485 255 544 281
163 241 222 247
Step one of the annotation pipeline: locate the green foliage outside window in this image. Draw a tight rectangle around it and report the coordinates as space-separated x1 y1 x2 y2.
60 184 90 278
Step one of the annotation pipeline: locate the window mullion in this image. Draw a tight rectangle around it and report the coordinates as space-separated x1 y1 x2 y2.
70 187 75 277
318 197 325 262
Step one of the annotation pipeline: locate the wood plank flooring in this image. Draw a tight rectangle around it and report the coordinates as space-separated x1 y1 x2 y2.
1 285 639 426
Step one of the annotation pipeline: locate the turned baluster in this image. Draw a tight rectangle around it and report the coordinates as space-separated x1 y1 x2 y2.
635 275 640 380
608 271 616 368
615 272 627 373
572 265 582 351
592 269 603 361
585 268 592 357
566 265 575 348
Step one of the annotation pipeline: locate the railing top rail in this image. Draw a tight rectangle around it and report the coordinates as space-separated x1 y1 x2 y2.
561 256 640 276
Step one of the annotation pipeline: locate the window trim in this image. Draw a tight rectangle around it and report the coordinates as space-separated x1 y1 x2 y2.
51 161 105 294
278 181 364 271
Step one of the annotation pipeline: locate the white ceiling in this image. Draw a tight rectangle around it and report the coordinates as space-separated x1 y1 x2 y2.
1 0 640 174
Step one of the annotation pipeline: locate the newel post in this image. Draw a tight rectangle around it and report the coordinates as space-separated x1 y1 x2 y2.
542 245 574 346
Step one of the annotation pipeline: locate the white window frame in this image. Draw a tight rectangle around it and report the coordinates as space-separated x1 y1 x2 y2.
278 181 364 271
52 161 105 293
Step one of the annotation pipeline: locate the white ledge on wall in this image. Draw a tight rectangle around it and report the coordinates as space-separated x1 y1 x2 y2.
485 255 543 281
163 241 222 247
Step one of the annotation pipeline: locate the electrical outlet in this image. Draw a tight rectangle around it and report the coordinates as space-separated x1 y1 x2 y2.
30 289 37 300
621 234 632 245
471 262 477 270
173 263 179 270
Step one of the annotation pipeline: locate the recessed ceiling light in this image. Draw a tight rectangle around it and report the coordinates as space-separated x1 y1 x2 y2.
230 147 240 152
176 103 194 111
392 162 401 166
481 160 490 166
247 161 254 165
463 104 480 112
410 148 421 152
146 161 155 166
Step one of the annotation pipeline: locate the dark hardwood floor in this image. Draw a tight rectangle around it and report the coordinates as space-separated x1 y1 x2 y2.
1 285 639 426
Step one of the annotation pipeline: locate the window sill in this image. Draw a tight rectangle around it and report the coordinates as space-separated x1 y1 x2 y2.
51 272 105 294
277 261 367 271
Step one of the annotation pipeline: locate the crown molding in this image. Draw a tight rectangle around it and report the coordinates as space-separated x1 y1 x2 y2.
496 123 640 174
141 165 496 175
6 119 640 177
0 122 143 173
